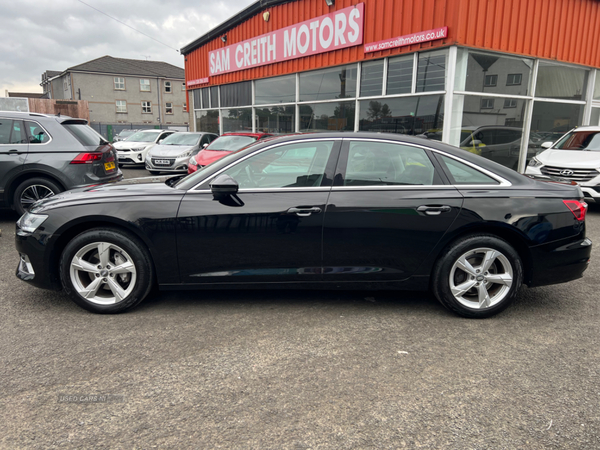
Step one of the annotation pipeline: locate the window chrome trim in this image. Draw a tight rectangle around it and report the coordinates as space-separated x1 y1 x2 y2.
341 137 512 187
189 137 343 191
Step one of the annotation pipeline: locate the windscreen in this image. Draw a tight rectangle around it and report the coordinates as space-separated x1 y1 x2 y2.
62 122 108 146
554 131 600 151
127 131 161 142
206 135 257 151
161 133 201 145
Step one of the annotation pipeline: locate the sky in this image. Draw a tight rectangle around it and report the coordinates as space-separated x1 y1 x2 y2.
0 0 255 96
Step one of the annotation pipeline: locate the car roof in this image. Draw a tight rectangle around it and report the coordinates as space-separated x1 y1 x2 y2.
220 132 272 137
569 126 600 132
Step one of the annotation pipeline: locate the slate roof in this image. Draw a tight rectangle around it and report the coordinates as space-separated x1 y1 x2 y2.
44 70 62 79
67 56 184 79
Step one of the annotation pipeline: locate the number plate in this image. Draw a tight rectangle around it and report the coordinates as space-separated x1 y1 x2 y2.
104 162 116 171
154 159 171 166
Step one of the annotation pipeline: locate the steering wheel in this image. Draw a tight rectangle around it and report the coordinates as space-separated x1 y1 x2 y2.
244 165 258 187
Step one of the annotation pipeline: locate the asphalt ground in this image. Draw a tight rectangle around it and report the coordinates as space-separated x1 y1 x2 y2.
0 167 598 449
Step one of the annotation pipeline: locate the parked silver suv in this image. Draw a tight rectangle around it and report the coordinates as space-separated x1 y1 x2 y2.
0 112 122 215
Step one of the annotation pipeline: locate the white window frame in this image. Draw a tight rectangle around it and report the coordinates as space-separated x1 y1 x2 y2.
114 77 125 90
165 81 172 93
165 102 173 114
116 100 127 113
142 101 152 114
140 79 151 92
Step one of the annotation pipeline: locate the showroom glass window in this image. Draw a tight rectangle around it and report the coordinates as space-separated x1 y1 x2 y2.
300 102 355 132
535 62 588 100
196 110 219 134
256 106 295 134
595 71 600 100
221 141 335 189
456 50 533 95
416 50 447 92
358 95 444 136
386 55 413 95
360 60 384 97
343 141 436 186
299 65 357 101
210 86 219 108
220 81 251 107
222 108 252 133
255 75 296 104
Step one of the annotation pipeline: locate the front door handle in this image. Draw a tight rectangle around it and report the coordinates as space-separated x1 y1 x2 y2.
287 207 322 217
417 205 452 216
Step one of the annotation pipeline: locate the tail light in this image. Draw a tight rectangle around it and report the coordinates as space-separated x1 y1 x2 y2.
563 199 587 221
70 153 103 164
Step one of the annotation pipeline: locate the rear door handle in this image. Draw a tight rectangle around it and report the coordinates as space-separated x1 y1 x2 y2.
287 207 322 217
417 205 452 216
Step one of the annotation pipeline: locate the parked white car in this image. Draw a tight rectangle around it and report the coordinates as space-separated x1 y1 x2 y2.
526 126 600 202
113 129 175 166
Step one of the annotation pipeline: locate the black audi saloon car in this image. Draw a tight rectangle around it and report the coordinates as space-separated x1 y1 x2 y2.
15 132 591 318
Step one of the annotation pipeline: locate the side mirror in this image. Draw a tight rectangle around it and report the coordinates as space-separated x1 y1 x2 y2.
541 141 553 149
470 139 482 146
210 174 239 195
158 139 164 144
203 143 209 148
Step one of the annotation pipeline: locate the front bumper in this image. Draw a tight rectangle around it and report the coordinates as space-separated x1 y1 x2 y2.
15 228 61 291
117 150 145 166
526 166 600 202
145 154 190 173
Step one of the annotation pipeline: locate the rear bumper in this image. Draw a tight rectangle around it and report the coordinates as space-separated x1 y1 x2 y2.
528 236 592 287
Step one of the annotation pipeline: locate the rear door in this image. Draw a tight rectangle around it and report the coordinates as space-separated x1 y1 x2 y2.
0 118 28 204
322 138 463 282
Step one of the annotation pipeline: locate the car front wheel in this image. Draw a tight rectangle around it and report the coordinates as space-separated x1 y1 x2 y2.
59 228 154 313
432 234 523 318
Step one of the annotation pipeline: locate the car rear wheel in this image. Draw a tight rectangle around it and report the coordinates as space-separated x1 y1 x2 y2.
432 234 523 318
13 177 62 216
59 228 154 314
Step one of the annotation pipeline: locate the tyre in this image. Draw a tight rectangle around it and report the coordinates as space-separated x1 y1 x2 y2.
59 228 154 314
432 234 523 318
13 177 62 216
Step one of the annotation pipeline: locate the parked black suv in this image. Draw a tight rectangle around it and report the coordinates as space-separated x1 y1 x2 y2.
0 112 122 215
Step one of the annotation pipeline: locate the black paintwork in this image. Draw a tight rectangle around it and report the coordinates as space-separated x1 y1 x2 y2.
15 132 592 294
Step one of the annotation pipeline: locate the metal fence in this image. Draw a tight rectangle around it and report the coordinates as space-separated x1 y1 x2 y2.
90 123 189 142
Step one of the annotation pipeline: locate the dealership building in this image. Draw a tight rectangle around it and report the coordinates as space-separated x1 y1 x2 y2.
181 0 600 172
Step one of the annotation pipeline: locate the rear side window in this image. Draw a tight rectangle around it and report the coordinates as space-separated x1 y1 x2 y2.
25 121 51 144
439 155 500 185
61 123 107 146
344 141 436 186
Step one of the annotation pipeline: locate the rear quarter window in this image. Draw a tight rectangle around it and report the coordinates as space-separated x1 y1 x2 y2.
62 123 108 146
439 155 500 185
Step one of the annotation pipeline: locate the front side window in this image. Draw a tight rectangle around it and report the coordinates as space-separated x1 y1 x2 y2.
114 77 125 90
165 81 172 93
116 100 127 113
220 141 335 189
343 141 436 186
25 121 51 144
0 120 26 144
142 101 152 114
165 102 173 114
140 79 151 91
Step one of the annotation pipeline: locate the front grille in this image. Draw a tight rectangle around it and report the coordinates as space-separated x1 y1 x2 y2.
152 158 175 167
540 166 600 182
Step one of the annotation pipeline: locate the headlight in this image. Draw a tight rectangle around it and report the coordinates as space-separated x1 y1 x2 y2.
179 150 193 158
189 156 198 166
16 213 48 233
528 157 542 167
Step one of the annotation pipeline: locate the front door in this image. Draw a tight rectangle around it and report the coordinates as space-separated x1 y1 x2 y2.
322 139 463 282
176 139 341 284
0 118 28 203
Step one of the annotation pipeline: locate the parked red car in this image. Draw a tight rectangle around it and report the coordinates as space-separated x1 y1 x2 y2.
188 132 273 173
